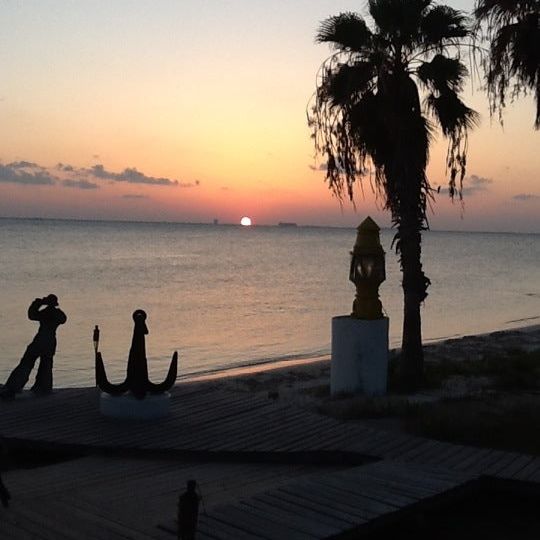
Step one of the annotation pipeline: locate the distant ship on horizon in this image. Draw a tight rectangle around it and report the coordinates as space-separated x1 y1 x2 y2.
278 222 297 228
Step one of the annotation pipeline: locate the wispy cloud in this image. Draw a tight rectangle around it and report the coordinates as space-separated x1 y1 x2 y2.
438 174 494 196
87 164 180 186
513 193 540 201
85 164 199 187
468 174 493 187
0 162 57 186
62 179 99 190
2 159 201 192
122 193 149 199
56 163 74 172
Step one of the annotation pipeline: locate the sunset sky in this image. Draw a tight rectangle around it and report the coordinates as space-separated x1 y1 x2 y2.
1 0 538 232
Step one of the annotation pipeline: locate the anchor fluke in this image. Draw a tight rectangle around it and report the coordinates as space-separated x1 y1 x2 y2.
95 310 178 400
148 351 178 393
95 352 129 395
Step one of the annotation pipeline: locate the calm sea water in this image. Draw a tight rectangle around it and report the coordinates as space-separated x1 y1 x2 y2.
0 218 538 387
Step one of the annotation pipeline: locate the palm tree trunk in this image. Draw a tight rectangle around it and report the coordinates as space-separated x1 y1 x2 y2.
398 221 426 392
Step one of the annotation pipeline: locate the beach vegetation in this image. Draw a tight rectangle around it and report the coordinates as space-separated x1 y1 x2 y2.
318 393 419 419
421 348 540 390
318 348 540 455
309 0 478 391
406 394 540 456
474 0 540 129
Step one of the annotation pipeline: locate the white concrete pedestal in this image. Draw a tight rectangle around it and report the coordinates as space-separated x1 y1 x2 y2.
331 316 389 396
99 392 171 420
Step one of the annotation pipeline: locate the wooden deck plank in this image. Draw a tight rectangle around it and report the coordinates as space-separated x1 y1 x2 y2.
209 506 313 540
417 442 467 466
248 415 344 453
452 448 494 472
481 451 525 476
395 439 446 463
278 483 372 523
494 454 536 479
380 435 429 459
6 504 94 540
254 492 348 532
299 477 388 520
349 430 400 456
0 513 52 540
195 520 250 540
302 475 400 515
355 462 466 492
237 500 322 538
435 445 485 469
264 415 350 452
295 423 371 452
238 501 319 540
183 405 305 451
239 411 335 452
512 457 540 481
197 514 271 540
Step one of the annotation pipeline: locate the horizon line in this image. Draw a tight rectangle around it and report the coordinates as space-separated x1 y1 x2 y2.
0 215 538 236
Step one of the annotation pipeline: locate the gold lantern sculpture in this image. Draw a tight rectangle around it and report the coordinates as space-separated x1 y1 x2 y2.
349 217 386 319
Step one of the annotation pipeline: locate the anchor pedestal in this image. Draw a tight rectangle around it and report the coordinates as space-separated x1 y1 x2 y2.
99 391 171 420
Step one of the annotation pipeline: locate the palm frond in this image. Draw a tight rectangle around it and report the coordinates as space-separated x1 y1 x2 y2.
316 13 373 52
426 91 479 197
318 61 377 108
420 5 470 46
475 0 540 127
417 55 469 93
369 0 431 42
476 0 539 23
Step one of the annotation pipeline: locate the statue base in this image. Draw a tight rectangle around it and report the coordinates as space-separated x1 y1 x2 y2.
331 315 389 396
99 391 171 420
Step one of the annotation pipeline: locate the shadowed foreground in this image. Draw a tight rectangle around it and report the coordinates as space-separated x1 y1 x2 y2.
1 380 540 538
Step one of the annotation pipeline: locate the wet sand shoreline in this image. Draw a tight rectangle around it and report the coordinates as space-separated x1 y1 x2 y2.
181 323 540 389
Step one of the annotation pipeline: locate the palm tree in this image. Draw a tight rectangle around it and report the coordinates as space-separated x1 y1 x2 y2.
475 0 540 128
309 0 478 391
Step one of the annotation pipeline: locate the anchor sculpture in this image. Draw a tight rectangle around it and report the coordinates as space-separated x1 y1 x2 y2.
95 309 178 400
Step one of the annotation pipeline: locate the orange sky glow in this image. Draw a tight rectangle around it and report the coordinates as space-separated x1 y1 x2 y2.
0 1 538 232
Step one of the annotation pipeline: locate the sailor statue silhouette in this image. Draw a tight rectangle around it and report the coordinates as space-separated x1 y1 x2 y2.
95 309 178 400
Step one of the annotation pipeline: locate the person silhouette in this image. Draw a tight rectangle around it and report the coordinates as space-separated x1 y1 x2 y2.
177 479 201 540
1 295 67 400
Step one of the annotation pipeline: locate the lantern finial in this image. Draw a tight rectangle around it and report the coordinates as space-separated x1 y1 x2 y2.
350 217 385 319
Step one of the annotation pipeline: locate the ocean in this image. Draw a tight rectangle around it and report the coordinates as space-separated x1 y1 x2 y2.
0 218 538 388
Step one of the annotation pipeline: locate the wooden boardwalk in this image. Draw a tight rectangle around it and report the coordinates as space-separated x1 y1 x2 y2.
1 383 540 538
2 456 341 539
158 461 478 540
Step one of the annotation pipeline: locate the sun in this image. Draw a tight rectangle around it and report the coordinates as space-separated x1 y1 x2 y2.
240 216 252 226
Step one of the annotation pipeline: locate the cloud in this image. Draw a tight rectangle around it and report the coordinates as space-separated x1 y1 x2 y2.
0 162 57 186
122 194 149 199
57 163 74 172
9 160 42 170
62 179 99 190
1 158 200 192
468 174 493 186
309 163 328 171
513 193 540 201
87 164 180 186
438 174 494 197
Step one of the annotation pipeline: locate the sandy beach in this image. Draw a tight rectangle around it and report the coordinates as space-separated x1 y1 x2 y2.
186 323 540 403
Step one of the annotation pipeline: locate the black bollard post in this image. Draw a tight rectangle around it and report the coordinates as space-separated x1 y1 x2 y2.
177 479 200 540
